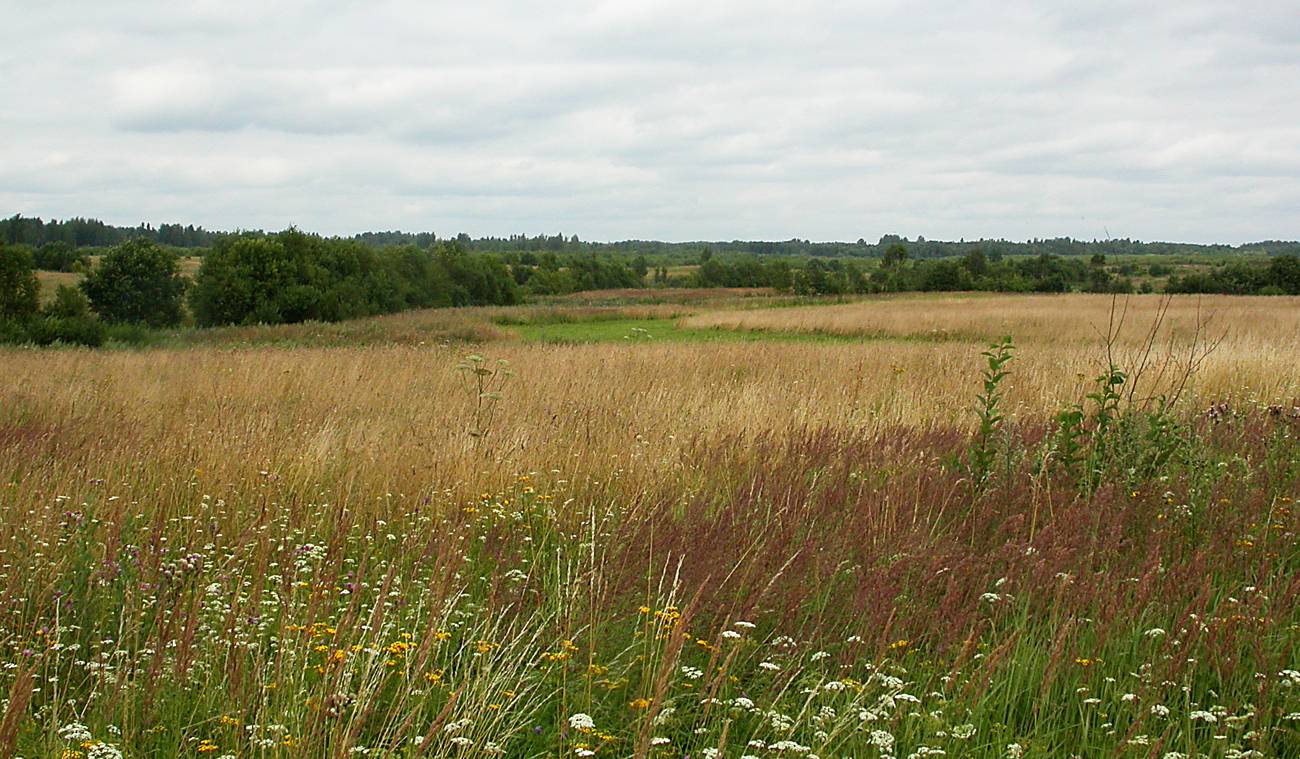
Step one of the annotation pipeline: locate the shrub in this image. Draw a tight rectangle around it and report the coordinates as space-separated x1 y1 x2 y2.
32 241 87 272
0 241 40 319
23 314 107 347
81 238 187 326
190 232 520 327
44 284 91 319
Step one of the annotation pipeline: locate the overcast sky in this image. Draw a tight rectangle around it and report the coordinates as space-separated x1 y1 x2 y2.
3 1 1298 243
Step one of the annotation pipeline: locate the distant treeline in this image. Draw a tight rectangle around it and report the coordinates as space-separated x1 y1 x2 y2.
6 213 1300 262
2 214 218 248
684 250 1134 295
684 247 1300 296
457 233 1300 262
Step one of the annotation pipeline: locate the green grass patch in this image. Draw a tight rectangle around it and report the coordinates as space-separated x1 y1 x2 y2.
507 317 869 344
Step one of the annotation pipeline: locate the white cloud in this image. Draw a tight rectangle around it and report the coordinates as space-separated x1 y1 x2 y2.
2 0 1298 242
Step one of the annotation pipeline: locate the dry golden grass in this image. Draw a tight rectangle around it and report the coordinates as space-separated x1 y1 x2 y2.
3 292 1298 756
4 297 1296 513
681 292 1300 351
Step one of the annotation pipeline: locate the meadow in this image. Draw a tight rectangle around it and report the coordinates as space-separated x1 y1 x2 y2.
1 291 1297 758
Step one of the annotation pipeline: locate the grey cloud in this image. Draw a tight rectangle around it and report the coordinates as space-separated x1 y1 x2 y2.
2 0 1298 242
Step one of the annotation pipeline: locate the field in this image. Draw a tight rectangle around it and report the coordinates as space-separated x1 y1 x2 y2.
1 292 1298 758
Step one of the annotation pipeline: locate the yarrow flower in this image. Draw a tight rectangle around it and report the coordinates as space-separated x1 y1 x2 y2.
59 723 93 743
568 713 596 732
87 744 124 759
869 730 895 752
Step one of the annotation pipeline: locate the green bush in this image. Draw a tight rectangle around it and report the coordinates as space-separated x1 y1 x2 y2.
44 284 91 319
190 231 519 327
0 314 106 347
25 315 107 346
32 241 87 272
81 238 188 326
0 241 40 319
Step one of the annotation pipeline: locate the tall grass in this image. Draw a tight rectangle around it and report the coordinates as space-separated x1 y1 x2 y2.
1 293 1298 756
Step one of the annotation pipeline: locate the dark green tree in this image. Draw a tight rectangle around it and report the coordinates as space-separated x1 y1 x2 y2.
81 238 187 326
883 243 908 268
0 241 41 319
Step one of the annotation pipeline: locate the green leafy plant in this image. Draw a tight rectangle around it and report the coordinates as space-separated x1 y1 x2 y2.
965 335 1015 491
457 354 514 439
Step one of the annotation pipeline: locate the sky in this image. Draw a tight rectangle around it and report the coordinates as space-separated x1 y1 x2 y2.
3 0 1298 244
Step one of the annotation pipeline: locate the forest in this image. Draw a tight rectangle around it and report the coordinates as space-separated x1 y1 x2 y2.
3 214 1300 349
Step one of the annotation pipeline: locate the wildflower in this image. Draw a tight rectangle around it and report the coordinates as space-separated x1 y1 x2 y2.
197 739 219 753
630 698 652 710
650 737 670 746
1189 710 1217 723
951 724 976 740
87 745 124 759
59 724 93 743
722 630 741 640
889 639 910 651
568 713 596 732
1151 704 1170 717
1006 743 1024 758
759 661 780 671
735 620 756 629
869 730 895 752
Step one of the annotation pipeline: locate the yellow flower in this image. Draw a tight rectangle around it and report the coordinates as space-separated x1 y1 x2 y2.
629 697 651 709
197 738 219 753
